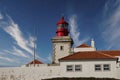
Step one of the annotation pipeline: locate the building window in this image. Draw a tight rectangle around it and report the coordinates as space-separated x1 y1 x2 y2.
60 46 64 51
95 64 101 71
75 65 82 71
103 64 110 71
57 24 63 29
66 65 73 71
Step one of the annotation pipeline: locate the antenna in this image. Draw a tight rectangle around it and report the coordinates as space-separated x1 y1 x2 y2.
33 26 37 67
61 13 64 17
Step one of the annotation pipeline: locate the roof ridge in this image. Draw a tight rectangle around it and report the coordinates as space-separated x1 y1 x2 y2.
76 43 91 48
97 51 117 59
98 50 120 52
27 59 43 64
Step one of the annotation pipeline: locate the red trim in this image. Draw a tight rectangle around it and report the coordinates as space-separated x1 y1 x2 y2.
57 17 68 25
56 28 69 36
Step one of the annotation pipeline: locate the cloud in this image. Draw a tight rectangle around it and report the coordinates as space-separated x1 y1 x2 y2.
47 53 52 63
3 46 29 58
4 21 33 55
0 13 3 20
26 36 35 48
0 56 13 62
69 14 89 46
13 46 29 58
0 13 47 64
0 14 35 57
102 0 120 49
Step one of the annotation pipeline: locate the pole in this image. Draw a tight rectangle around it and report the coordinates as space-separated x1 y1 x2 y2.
33 27 37 67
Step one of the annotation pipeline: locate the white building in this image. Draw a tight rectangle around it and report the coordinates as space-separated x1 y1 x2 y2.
0 17 120 80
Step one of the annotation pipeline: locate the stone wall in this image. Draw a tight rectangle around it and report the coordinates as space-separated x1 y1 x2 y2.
0 65 61 80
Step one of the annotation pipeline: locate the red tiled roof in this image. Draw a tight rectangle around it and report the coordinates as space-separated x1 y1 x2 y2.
27 59 43 64
59 51 118 61
101 50 120 56
76 44 91 48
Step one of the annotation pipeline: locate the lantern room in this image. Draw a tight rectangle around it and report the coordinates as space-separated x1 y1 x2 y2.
56 17 69 36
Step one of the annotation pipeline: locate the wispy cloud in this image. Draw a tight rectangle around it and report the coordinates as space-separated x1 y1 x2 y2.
69 14 89 46
13 46 29 58
47 53 52 63
0 13 46 64
3 17 34 55
0 56 13 62
0 14 38 57
26 36 35 48
102 0 120 49
3 46 29 58
0 13 3 20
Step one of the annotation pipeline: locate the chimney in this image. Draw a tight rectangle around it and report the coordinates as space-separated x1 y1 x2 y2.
91 38 95 48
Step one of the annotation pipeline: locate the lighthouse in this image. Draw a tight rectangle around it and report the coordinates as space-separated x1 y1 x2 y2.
52 17 73 64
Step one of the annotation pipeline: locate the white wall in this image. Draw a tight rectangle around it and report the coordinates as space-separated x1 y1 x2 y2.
116 67 120 79
74 47 96 52
60 60 117 79
0 60 120 80
0 65 61 80
21 64 48 67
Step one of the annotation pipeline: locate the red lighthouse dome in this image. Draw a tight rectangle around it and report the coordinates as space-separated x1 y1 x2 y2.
56 17 69 36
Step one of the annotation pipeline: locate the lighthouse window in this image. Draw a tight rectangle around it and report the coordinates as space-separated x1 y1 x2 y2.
64 24 68 29
60 46 64 50
57 24 63 28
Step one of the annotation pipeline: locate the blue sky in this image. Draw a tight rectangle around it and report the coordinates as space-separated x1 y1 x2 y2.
0 0 120 66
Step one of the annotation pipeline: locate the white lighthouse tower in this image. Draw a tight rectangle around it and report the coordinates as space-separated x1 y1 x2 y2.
52 17 73 64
